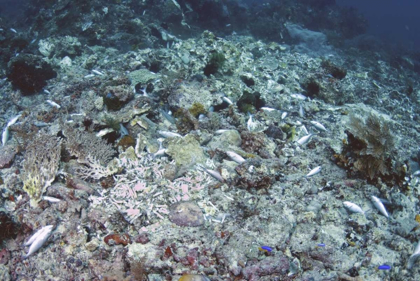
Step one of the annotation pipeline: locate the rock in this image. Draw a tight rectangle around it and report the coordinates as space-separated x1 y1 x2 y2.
166 134 205 166
0 146 16 169
7 54 57 95
208 130 242 150
169 201 204 227
128 69 158 88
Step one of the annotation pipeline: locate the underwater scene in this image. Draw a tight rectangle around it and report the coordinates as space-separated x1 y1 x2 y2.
1 0 420 280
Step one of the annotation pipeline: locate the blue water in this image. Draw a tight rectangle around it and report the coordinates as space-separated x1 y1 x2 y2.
336 0 420 51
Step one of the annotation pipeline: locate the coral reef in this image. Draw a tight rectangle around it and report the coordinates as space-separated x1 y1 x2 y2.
63 125 115 165
7 54 57 95
346 112 396 180
21 132 61 207
0 1 420 280
203 51 226 76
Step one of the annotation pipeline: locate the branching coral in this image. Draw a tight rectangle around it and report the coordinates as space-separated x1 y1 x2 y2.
63 125 115 165
21 132 62 207
346 112 395 180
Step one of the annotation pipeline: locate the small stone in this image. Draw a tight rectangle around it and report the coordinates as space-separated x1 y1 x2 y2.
169 201 204 227
85 238 100 252
135 233 150 244
0 146 16 169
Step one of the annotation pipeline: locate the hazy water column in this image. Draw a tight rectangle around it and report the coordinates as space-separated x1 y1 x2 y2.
336 0 420 50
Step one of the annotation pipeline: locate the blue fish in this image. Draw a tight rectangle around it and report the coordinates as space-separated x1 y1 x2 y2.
259 246 272 252
317 243 326 247
378 264 391 270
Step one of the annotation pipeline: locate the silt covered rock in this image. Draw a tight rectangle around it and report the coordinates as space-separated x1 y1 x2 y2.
169 201 204 227
165 134 206 166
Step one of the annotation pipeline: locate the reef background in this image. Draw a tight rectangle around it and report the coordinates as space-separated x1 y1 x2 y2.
1 1 420 280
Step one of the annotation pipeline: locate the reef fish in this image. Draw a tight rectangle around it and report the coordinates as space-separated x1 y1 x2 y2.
298 104 305 118
310 121 327 132
226 151 245 164
92 69 104 76
259 246 273 252
297 134 314 145
215 129 233 135
407 241 420 270
343 201 364 215
378 264 391 270
197 165 224 183
1 126 9 146
46 100 61 109
6 114 21 127
371 195 389 218
291 93 307 100
281 111 288 120
222 96 233 105
261 107 277 112
158 130 182 138
306 166 321 177
24 225 54 258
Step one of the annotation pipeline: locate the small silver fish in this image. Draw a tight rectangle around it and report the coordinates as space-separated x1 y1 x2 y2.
297 134 314 145
301 125 309 135
158 130 182 138
222 96 233 105
281 112 288 120
371 195 389 218
247 115 265 132
120 123 129 136
226 151 245 164
34 122 50 127
261 107 277 112
84 74 95 78
407 241 420 269
247 115 255 131
92 69 104 76
96 128 114 137
306 166 321 177
70 113 86 117
6 114 21 127
310 121 327 132
152 148 167 158
44 89 51 94
24 225 54 257
291 93 307 100
2 126 9 146
343 201 364 214
160 109 176 124
204 168 224 183
43 196 61 203
10 28 17 33
298 104 305 118
215 129 233 135
46 100 61 109
412 170 420 177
